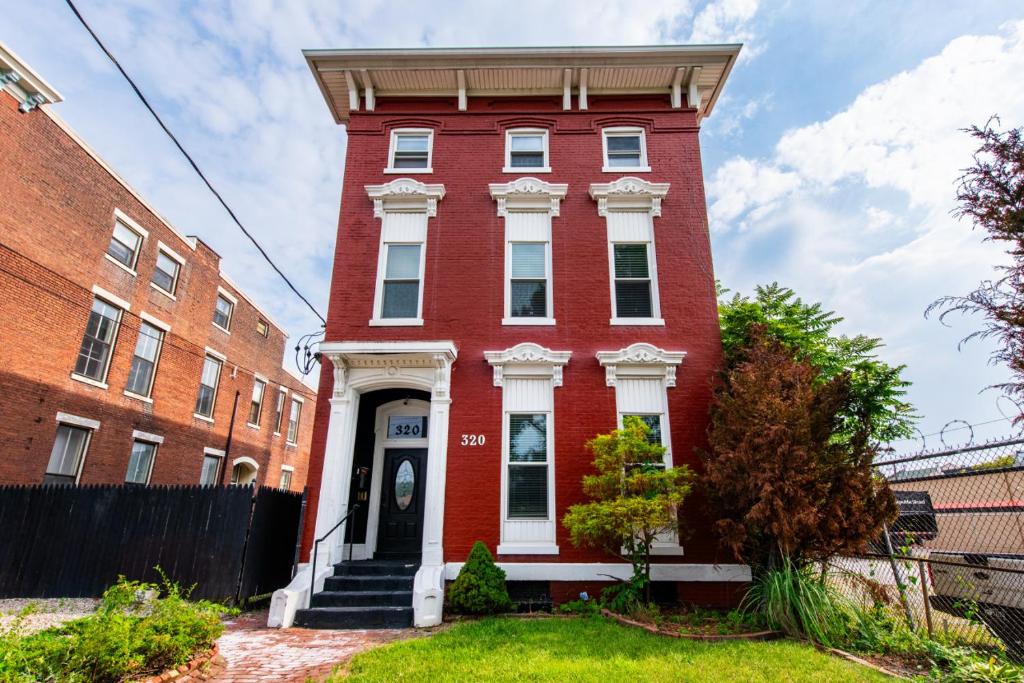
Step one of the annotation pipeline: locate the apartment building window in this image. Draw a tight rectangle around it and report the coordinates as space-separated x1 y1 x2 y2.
613 243 654 318
286 398 302 444
625 414 663 446
508 242 549 319
125 321 163 398
107 219 143 270
151 251 181 296
200 448 224 485
256 319 269 337
379 243 423 320
125 439 158 485
279 466 294 491
194 354 223 419
274 389 287 435
248 378 266 427
44 422 94 484
213 293 234 331
504 129 549 172
602 127 650 171
507 414 549 518
74 297 122 382
386 129 433 172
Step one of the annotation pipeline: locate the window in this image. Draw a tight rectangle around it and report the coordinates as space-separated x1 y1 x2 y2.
602 128 649 171
508 242 549 319
626 414 663 445
279 467 293 491
508 414 548 518
380 243 422 320
256 319 269 337
107 220 143 270
74 297 122 382
386 129 432 172
274 389 287 435
125 440 157 485
45 424 91 484
125 322 163 398
248 379 266 427
200 451 223 485
194 355 222 418
504 129 549 172
286 398 302 444
613 243 654 318
213 294 233 331
151 251 180 295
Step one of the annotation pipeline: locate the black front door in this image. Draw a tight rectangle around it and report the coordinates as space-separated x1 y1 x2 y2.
376 448 427 557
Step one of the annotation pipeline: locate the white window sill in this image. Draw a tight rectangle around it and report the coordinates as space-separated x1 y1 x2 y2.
286 441 298 448
149 282 177 300
383 167 433 174
123 390 153 404
246 423 261 430
497 543 560 556
369 318 424 327
193 413 215 424
212 323 231 334
273 431 282 437
70 373 108 390
610 317 665 326
502 167 551 174
502 317 556 326
602 165 652 173
103 253 137 276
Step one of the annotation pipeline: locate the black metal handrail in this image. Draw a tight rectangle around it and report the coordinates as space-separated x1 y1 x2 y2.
309 504 359 603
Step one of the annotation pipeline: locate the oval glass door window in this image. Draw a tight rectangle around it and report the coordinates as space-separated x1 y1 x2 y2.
394 459 414 510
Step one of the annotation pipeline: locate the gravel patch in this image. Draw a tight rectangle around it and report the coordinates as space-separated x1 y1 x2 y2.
0 598 99 635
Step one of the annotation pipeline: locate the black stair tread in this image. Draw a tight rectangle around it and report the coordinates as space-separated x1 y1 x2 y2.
300 606 412 613
327 574 414 580
316 590 413 597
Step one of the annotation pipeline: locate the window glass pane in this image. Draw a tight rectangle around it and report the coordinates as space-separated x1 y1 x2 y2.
510 281 546 318
510 135 544 152
382 282 419 318
607 154 642 167
200 455 221 485
613 244 649 278
392 156 428 168
214 296 232 328
626 415 662 444
396 135 429 152
509 152 544 168
615 281 653 317
152 253 178 292
280 470 292 490
107 222 140 266
249 380 265 424
508 466 548 518
75 299 120 380
510 243 545 278
607 135 641 153
275 392 286 432
257 320 268 337
385 245 421 279
127 323 161 396
125 441 155 484
509 414 547 462
195 356 221 416
46 424 89 478
287 400 301 443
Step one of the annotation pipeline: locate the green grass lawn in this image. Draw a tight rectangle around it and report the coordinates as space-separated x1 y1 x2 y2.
339 616 894 682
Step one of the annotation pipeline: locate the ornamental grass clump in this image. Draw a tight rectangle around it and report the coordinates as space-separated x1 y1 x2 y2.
447 541 513 615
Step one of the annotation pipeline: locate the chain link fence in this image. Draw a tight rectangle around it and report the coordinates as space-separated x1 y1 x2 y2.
829 437 1024 659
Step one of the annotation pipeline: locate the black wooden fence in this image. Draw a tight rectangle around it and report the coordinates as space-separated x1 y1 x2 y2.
0 484 304 603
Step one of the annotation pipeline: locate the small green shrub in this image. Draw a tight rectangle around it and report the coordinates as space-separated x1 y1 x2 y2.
447 542 513 615
942 656 1024 683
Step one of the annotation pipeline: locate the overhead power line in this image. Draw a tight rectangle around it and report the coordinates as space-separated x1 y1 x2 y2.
63 0 326 325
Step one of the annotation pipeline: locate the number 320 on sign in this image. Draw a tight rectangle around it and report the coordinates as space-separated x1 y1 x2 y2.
460 434 485 446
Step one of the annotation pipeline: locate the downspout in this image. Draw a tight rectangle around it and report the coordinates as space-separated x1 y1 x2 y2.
219 390 241 485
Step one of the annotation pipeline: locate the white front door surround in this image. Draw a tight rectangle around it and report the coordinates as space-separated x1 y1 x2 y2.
316 341 456 627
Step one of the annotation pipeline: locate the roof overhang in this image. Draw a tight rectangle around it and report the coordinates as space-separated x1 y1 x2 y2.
0 41 62 112
303 44 741 124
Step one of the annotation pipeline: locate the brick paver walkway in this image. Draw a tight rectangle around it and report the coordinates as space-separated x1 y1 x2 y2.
212 611 420 682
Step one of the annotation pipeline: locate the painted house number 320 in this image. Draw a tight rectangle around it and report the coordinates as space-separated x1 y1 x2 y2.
461 434 486 446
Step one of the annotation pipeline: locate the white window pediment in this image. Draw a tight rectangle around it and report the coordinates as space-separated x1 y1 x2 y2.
589 177 670 217
484 342 571 387
489 177 568 217
596 343 686 387
365 178 446 218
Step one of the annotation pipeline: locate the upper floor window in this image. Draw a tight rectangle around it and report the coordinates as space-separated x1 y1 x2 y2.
213 291 235 332
507 413 549 519
287 397 303 445
74 297 122 383
504 129 549 172
612 243 655 318
125 439 158 485
151 249 181 296
274 388 287 435
45 422 93 485
379 243 422 320
602 128 650 172
256 319 269 337
200 449 223 485
508 242 550 320
248 378 266 427
125 321 163 398
194 354 223 419
107 220 143 271
386 129 433 172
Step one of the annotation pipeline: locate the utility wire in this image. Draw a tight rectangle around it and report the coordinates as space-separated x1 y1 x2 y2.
63 0 326 325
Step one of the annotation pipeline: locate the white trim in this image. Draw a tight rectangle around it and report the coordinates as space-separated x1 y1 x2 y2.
55 412 100 430
149 281 176 300
320 341 457 357
232 456 260 470
596 343 686 388
140 311 171 332
204 447 226 456
281 464 295 472
254 372 269 383
589 177 670 217
291 394 306 404
216 286 238 305
70 373 109 390
204 346 227 362
369 317 424 327
503 128 550 174
385 128 434 174
371 231 427 327
488 177 567 217
496 543 560 555
0 42 62 104
610 317 665 326
443 562 752 583
365 178 446 218
123 390 154 404
131 429 164 444
502 317 556 326
601 127 651 173
91 284 131 311
193 413 215 424
113 208 149 240
103 252 138 277
156 240 186 265
484 343 571 388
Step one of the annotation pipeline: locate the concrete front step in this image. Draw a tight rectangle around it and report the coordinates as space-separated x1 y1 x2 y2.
311 590 414 607
294 605 414 629
323 574 414 592
332 561 419 576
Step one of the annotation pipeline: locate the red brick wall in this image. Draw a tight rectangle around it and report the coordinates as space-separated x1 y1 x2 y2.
0 91 315 490
302 93 726 567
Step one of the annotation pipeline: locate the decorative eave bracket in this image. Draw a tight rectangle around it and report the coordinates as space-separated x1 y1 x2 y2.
489 177 568 217
588 177 670 217
484 342 572 388
365 178 446 218
595 343 686 388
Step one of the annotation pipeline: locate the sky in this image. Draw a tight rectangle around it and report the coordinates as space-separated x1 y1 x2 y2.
4 0 1024 453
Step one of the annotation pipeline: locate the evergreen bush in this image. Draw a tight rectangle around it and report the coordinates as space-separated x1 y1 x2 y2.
447 541 513 615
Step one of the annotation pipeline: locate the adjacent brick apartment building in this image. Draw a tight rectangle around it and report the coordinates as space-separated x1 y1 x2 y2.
270 45 750 629
0 43 315 491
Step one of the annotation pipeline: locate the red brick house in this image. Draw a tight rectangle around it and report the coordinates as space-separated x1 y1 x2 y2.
0 42 315 491
270 45 750 629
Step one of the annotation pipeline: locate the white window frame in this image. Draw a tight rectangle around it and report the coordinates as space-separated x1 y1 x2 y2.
505 239 553 325
212 287 237 333
601 127 651 173
200 447 225 485
385 128 434 174
46 418 97 484
273 387 288 436
150 241 185 299
71 288 129 389
279 464 295 490
608 240 663 325
286 395 304 445
248 376 267 428
104 209 148 275
125 434 161 486
503 128 551 174
123 316 166 402
256 319 269 337
193 350 224 421
371 240 427 326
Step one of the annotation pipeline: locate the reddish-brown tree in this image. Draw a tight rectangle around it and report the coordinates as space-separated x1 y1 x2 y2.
702 327 897 569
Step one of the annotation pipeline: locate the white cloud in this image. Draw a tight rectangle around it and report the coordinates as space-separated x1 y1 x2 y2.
688 0 761 55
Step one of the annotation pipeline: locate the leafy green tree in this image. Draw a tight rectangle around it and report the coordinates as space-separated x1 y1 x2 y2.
563 417 693 603
447 541 513 614
718 282 915 444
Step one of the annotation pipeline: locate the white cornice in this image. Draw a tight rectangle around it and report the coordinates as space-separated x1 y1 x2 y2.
0 41 62 111
589 177 671 217
596 343 686 387
489 177 568 217
365 178 446 218
484 342 572 388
